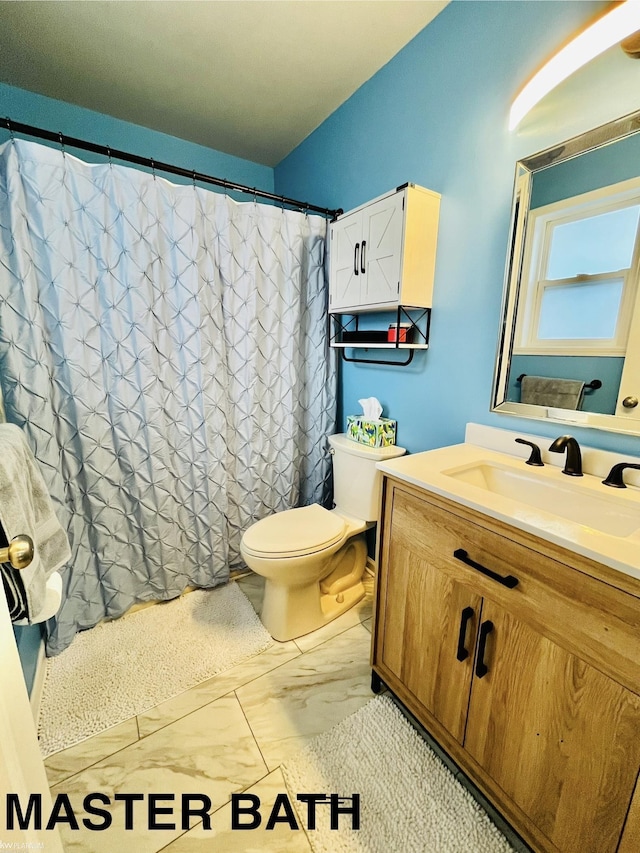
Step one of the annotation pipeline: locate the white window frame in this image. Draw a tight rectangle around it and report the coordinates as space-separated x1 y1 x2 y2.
514 176 640 357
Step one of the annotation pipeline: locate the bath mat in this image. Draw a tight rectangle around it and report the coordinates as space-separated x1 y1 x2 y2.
38 582 272 757
281 694 515 853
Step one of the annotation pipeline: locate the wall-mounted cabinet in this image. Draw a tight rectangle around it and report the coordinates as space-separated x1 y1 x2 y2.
329 183 440 313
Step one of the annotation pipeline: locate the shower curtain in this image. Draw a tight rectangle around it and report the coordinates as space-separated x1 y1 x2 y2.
0 139 335 655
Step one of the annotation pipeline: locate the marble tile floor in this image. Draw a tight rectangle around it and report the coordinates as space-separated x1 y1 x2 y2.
45 573 375 853
45 572 530 853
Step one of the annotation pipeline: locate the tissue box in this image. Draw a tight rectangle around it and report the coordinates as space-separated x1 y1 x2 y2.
346 416 397 447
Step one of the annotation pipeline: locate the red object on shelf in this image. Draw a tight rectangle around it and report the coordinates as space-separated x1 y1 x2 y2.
387 323 412 343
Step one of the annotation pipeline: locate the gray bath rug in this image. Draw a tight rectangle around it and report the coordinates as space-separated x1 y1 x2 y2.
282 694 515 853
38 582 272 757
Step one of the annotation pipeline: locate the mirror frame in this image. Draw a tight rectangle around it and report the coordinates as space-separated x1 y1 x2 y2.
492 108 640 436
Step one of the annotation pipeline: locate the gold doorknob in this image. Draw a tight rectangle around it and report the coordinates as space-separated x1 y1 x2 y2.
0 534 35 569
622 396 639 409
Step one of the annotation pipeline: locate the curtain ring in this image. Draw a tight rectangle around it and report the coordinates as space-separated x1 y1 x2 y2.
58 131 65 157
252 187 258 205
106 145 113 168
192 170 197 190
150 158 156 180
6 117 14 141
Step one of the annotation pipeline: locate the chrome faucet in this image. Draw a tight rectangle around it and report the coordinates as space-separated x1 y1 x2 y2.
549 435 583 476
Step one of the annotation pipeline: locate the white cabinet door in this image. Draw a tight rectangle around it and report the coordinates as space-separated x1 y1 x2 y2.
362 192 405 307
329 184 439 315
329 210 364 311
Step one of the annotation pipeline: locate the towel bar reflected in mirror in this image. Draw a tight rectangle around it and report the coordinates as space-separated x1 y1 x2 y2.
516 375 602 391
0 534 34 569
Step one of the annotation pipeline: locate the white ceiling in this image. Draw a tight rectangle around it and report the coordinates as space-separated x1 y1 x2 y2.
0 1 448 167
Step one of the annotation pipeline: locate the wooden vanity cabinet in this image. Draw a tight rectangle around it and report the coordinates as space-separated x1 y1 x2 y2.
372 478 640 853
619 778 640 853
379 529 481 743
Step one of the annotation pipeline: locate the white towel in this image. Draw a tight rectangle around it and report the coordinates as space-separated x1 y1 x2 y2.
0 424 70 622
13 571 63 625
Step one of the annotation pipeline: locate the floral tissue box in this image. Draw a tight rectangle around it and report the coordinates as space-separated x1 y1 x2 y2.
346 416 397 447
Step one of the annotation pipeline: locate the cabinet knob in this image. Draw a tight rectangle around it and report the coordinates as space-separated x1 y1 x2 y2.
622 396 638 409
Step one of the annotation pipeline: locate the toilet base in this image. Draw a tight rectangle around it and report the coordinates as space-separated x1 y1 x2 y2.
259 534 367 642
261 580 366 642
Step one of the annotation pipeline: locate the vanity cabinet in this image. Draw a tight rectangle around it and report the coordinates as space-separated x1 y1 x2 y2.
328 183 440 313
379 511 481 743
372 478 640 853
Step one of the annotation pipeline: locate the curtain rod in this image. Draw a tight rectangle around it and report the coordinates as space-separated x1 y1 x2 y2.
2 117 342 220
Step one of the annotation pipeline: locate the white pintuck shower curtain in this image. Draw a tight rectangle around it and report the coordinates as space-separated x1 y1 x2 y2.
0 139 336 655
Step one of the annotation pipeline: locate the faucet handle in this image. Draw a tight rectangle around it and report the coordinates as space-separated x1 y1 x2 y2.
602 462 640 488
515 438 544 466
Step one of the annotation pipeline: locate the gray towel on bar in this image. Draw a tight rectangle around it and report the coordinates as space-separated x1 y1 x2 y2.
0 424 70 621
520 376 585 410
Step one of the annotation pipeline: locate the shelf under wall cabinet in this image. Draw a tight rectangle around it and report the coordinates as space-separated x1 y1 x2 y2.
329 305 431 365
331 342 430 350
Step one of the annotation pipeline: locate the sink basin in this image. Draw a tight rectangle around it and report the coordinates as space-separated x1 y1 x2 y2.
443 462 640 538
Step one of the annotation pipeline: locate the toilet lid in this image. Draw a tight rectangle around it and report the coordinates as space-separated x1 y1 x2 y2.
241 504 346 558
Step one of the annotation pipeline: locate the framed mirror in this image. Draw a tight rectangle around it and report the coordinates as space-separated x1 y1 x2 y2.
492 108 640 436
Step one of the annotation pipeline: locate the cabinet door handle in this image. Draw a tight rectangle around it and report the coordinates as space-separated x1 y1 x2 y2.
360 240 366 274
456 606 474 662
453 548 519 589
354 242 360 275
475 620 494 679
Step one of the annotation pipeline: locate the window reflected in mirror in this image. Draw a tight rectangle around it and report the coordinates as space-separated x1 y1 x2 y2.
493 109 640 433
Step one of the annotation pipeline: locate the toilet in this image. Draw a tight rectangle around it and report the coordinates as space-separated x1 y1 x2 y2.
240 433 406 641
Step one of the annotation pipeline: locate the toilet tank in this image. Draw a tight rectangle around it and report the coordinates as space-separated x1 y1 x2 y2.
328 434 406 522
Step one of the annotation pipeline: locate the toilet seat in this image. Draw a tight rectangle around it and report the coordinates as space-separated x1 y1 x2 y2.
241 504 346 559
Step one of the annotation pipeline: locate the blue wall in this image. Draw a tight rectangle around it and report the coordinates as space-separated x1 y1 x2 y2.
275 0 640 456
0 82 274 192
13 624 42 695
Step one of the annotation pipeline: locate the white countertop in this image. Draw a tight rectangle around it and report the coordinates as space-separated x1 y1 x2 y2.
377 442 640 583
